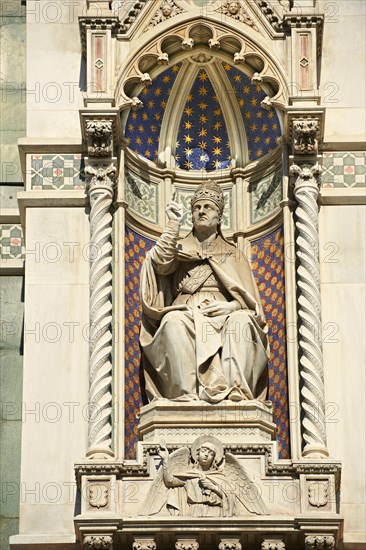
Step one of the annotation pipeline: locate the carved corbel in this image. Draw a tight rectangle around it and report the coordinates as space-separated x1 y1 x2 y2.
133 538 157 550
80 111 121 158
293 119 319 155
175 540 199 550
262 540 286 550
83 535 114 550
287 112 324 160
219 539 242 550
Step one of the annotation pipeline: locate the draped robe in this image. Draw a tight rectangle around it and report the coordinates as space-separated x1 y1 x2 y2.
140 220 269 403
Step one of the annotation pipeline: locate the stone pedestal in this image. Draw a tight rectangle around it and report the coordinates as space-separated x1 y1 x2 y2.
138 399 276 445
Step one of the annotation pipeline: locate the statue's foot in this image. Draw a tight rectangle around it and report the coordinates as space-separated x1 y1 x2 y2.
228 388 244 402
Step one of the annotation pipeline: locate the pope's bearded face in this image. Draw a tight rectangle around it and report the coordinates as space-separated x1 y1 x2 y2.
192 199 220 232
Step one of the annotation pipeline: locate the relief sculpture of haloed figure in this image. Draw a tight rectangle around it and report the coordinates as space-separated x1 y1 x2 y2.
139 180 269 403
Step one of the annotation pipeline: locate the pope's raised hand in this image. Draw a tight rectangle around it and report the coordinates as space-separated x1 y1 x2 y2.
166 190 183 223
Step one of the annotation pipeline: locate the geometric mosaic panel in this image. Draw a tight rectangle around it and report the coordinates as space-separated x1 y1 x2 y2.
249 168 283 225
0 224 24 260
124 225 290 460
30 154 85 190
251 227 290 459
322 152 366 188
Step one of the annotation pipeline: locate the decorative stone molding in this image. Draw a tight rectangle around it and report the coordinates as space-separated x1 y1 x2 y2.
293 119 319 156
290 163 329 459
305 535 335 550
83 535 113 549
115 21 288 111
147 0 184 29
85 160 117 458
219 539 242 550
133 539 157 550
79 17 119 58
262 540 286 550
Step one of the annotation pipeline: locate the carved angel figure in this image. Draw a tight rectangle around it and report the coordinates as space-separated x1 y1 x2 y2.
140 436 269 517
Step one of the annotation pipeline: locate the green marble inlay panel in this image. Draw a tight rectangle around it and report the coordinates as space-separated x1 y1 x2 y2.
0 224 24 260
322 152 366 188
30 154 86 190
125 170 159 224
249 169 282 225
0 276 23 549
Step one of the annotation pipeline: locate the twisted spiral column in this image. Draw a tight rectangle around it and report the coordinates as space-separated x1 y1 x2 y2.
290 163 329 459
85 162 117 459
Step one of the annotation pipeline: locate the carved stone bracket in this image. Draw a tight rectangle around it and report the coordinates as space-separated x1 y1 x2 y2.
290 162 329 459
305 535 335 550
293 119 319 155
286 112 324 160
262 540 286 550
219 539 242 550
175 539 199 550
80 111 121 158
83 535 113 550
133 538 157 550
85 159 117 459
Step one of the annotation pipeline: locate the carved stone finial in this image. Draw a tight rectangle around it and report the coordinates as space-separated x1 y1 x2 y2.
261 96 273 110
182 37 194 50
251 72 263 85
83 535 113 550
86 120 113 157
292 119 319 155
305 535 335 550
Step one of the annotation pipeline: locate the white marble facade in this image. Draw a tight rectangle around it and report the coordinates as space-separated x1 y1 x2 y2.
1 1 364 549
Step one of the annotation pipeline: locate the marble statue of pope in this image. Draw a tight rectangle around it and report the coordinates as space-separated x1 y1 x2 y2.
139 180 269 403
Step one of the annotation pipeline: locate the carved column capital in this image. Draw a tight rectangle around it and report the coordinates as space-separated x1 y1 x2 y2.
175 540 199 550
290 162 322 193
83 535 113 550
305 535 335 550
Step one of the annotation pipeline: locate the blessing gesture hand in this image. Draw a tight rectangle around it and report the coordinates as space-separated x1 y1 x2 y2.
166 189 183 223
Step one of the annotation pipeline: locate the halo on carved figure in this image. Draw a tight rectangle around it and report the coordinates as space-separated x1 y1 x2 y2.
191 435 224 464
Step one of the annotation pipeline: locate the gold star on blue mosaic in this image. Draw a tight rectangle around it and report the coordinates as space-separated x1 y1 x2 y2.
125 64 182 162
176 70 231 171
222 62 281 160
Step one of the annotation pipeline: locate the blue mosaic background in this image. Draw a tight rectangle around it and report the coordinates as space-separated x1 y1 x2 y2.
124 226 290 459
124 62 282 170
222 62 281 160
